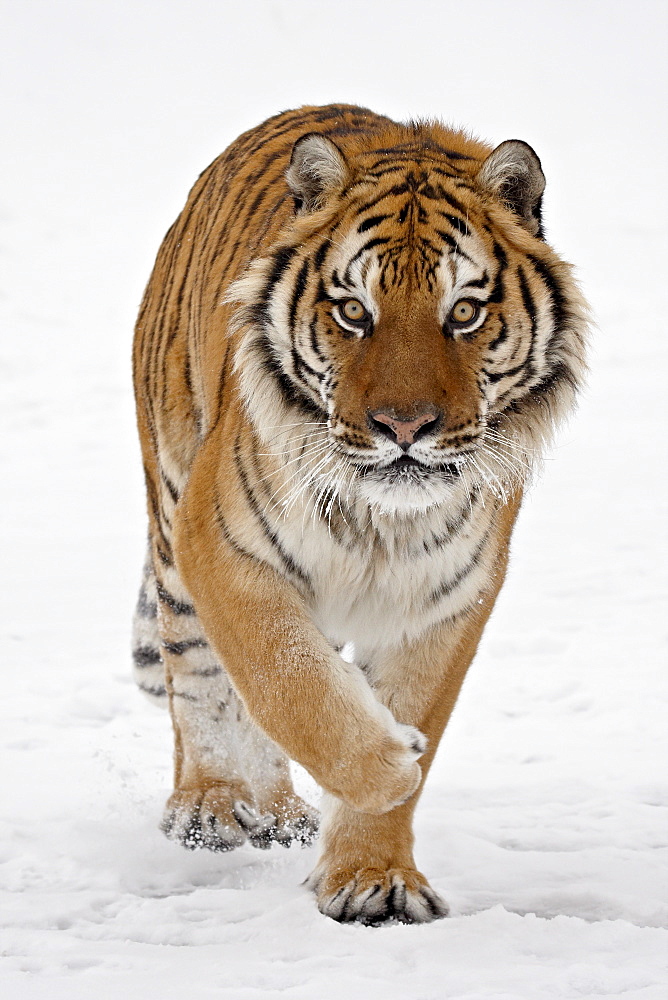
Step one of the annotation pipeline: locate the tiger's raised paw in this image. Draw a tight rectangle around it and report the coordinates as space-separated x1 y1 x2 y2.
309 866 449 925
161 785 256 852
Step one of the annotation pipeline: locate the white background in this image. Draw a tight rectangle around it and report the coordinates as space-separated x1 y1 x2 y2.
1 1 667 997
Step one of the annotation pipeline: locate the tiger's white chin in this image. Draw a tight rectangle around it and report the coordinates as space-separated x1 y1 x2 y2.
356 471 460 515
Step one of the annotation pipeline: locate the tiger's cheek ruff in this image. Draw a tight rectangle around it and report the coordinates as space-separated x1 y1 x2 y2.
229 251 340 450
133 104 589 925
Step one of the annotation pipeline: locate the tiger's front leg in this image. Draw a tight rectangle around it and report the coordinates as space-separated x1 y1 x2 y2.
308 602 502 924
155 552 317 852
171 433 427 819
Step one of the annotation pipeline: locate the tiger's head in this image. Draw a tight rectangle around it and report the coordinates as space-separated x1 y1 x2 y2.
231 125 588 515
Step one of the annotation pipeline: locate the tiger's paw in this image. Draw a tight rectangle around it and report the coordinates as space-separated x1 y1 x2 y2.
237 795 319 849
337 722 427 815
161 785 255 852
396 722 428 757
308 865 449 925
264 794 320 847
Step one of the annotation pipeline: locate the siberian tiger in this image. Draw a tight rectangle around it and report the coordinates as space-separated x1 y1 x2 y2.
132 104 588 925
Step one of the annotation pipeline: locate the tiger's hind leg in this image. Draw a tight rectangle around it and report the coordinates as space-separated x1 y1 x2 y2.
236 722 319 848
154 552 318 852
132 548 167 705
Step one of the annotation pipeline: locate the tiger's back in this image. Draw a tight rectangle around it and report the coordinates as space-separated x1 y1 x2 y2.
132 104 588 924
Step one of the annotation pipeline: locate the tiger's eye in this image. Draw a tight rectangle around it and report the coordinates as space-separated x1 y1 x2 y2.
449 299 478 325
341 299 367 322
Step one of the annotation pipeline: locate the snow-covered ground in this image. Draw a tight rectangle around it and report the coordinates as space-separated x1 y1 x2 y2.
1 2 667 997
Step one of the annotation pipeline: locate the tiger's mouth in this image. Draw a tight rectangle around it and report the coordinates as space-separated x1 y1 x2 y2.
386 455 423 469
356 454 464 481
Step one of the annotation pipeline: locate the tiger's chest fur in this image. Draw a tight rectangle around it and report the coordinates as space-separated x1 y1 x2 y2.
227 441 501 657
306 503 498 657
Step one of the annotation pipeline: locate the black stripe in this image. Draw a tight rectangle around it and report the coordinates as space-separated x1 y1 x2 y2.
163 639 208 655
172 690 198 702
526 254 568 332
212 236 243 302
246 435 349 550
133 646 163 667
485 362 527 384
292 347 326 389
258 245 298 322
309 317 328 364
139 683 167 698
532 360 577 397
289 258 310 329
234 438 315 596
344 236 391 282
213 491 262 564
331 270 349 290
314 239 330 270
436 230 473 262
437 189 469 215
256 332 327 418
488 318 508 352
518 266 537 324
156 581 196 615
366 145 411 157
354 189 403 215
367 161 414 176
413 234 442 259
422 167 466 182
421 488 482 555
145 466 173 563
357 214 390 233
148 181 208 369
213 340 231 427
441 212 471 236
516 264 538 378
190 665 223 678
163 222 199 355
428 528 491 605
466 271 489 289
157 545 172 567
487 242 508 304
440 149 475 161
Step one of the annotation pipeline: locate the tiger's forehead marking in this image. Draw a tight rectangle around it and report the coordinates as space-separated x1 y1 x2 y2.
325 165 491 303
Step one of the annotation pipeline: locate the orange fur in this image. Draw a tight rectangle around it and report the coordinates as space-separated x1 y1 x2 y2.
132 105 588 923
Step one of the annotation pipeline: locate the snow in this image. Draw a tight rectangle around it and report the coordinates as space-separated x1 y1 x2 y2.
1 1 667 997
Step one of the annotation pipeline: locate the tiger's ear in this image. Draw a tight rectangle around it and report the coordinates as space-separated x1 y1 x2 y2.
477 140 546 237
286 133 348 214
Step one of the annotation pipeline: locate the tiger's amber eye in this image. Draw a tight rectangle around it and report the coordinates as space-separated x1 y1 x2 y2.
449 299 478 325
341 299 367 322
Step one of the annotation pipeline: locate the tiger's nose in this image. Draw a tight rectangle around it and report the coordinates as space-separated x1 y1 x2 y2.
368 407 442 451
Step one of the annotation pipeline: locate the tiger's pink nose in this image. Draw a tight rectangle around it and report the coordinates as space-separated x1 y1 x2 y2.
368 408 441 450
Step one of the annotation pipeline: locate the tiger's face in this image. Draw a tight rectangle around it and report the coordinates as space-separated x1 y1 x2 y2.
306 194 511 511
233 133 586 514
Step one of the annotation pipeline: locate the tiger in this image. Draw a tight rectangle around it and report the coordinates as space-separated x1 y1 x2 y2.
132 103 588 925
